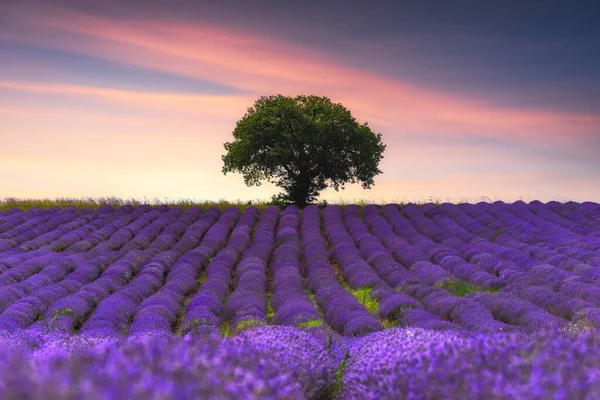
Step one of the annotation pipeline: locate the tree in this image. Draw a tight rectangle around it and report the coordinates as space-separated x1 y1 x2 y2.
221 94 386 208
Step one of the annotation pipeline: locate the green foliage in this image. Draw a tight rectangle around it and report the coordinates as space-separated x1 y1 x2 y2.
437 279 499 297
383 301 413 320
296 319 324 329
349 286 379 315
317 199 329 208
0 196 274 212
219 322 230 338
176 318 200 336
382 319 401 329
52 242 70 252
0 196 508 212
333 352 350 397
266 300 275 320
121 318 131 336
40 308 73 333
197 272 207 286
221 94 387 207
174 274 206 335
235 318 263 332
269 194 289 208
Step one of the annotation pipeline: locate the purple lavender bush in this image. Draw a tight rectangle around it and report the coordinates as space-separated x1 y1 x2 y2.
0 201 599 398
340 327 600 399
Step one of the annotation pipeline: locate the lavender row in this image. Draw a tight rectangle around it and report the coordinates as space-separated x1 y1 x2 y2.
224 206 280 329
3 325 600 399
404 205 592 325
301 206 381 336
127 207 223 335
270 206 322 327
0 207 197 328
0 208 85 253
0 202 599 338
77 207 226 336
181 207 263 333
31 208 221 334
0 326 335 399
341 327 600 399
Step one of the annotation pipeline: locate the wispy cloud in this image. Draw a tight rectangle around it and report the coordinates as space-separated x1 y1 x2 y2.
3 4 598 155
0 81 253 118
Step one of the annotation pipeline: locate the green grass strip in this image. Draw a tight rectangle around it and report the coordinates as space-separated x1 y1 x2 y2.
437 279 499 297
296 319 324 329
348 286 379 315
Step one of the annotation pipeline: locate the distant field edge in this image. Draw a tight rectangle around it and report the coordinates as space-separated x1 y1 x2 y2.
0 196 590 212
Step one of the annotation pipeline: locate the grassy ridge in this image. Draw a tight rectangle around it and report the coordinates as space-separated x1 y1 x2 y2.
0 197 274 212
0 196 535 211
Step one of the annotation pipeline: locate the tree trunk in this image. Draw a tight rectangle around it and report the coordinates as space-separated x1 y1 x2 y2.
291 173 311 208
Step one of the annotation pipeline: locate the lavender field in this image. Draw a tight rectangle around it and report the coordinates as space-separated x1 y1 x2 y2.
1 200 600 399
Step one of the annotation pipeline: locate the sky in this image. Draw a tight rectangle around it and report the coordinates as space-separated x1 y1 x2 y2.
1 0 599 204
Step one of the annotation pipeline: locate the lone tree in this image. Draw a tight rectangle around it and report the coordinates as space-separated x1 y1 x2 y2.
221 94 386 208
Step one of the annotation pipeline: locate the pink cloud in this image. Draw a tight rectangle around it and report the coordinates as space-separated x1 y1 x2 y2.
0 81 253 119
3 3 597 159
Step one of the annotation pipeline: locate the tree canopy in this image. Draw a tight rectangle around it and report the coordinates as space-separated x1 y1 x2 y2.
221 94 386 208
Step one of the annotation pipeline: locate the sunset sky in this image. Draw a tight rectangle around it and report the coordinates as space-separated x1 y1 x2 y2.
1 0 599 203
